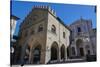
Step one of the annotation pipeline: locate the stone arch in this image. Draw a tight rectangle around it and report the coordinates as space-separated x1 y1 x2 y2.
76 39 84 56
31 42 42 64
60 44 65 60
51 42 59 60
76 39 83 47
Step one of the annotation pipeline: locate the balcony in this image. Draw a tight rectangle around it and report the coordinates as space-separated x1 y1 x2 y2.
75 32 89 37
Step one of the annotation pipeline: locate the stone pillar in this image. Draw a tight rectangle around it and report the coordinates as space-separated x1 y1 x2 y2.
40 48 45 64
58 47 61 62
45 46 51 64
74 45 77 56
29 48 32 64
65 47 67 60
83 45 87 56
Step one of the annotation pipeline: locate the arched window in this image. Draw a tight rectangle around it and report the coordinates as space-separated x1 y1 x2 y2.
38 24 43 32
77 27 81 32
63 32 65 38
51 25 56 33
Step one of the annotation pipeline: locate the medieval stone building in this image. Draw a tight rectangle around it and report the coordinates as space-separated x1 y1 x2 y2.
15 6 70 64
13 6 96 65
68 18 96 59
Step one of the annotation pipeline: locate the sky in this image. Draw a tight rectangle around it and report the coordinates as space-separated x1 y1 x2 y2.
11 1 96 36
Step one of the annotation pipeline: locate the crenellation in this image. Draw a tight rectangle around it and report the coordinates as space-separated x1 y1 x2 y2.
32 5 56 16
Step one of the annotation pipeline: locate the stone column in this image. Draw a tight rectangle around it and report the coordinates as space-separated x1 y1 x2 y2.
40 48 45 64
58 47 61 62
65 47 67 61
45 46 51 64
83 45 87 56
29 48 32 64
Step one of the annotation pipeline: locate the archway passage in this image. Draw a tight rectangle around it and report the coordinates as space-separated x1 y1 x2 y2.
76 39 84 57
33 45 41 64
79 48 84 56
61 45 65 60
51 46 57 60
51 42 59 60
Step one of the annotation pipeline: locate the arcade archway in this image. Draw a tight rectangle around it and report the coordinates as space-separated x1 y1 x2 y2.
51 42 59 60
76 39 84 56
61 44 65 60
33 45 41 64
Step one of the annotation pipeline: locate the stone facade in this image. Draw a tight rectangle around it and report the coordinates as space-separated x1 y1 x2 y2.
16 6 70 64
69 18 96 59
